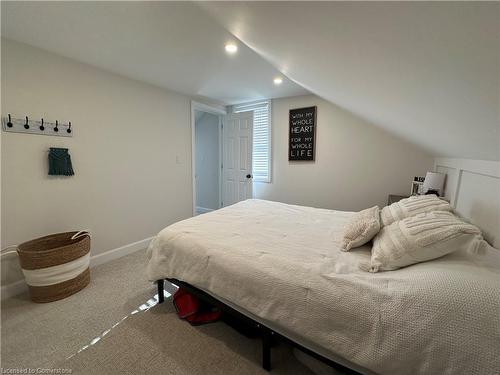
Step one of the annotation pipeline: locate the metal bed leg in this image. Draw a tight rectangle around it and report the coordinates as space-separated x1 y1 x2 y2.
157 279 164 303
262 328 272 371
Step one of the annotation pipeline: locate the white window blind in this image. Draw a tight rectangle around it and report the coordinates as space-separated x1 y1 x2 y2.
233 100 271 182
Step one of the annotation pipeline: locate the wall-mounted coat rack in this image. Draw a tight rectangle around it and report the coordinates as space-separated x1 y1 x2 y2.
2 114 73 137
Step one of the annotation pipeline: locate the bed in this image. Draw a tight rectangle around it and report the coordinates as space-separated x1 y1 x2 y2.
146 199 500 375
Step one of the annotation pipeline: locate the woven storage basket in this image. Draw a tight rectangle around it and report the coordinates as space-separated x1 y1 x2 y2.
17 231 91 303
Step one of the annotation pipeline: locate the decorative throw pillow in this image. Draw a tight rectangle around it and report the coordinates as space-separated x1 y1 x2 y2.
380 194 452 226
340 206 381 251
368 211 484 272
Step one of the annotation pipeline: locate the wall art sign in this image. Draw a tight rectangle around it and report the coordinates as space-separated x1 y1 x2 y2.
289 106 316 161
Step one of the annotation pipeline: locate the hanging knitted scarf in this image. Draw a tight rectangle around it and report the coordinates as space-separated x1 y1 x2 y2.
48 147 74 176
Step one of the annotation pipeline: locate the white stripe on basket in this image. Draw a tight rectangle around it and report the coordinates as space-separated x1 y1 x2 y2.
22 253 90 287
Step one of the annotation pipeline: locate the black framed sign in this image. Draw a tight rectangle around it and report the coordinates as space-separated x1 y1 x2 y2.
288 106 316 161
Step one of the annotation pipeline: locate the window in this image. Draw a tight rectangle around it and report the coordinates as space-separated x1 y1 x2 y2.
233 100 271 182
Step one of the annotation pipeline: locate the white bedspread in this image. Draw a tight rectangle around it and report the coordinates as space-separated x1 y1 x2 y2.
146 199 500 375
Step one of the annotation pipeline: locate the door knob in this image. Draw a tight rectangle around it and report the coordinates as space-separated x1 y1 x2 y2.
246 174 252 179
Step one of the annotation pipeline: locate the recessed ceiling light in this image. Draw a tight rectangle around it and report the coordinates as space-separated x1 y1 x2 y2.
225 43 238 54
273 77 283 85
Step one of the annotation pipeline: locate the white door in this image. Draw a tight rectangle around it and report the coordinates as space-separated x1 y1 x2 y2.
222 111 253 206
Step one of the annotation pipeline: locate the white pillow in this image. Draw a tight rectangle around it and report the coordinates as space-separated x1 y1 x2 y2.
368 211 483 272
340 206 381 251
381 194 452 226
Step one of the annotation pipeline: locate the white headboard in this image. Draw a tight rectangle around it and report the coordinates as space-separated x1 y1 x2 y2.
434 158 500 248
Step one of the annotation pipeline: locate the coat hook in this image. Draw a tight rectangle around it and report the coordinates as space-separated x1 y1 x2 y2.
67 121 72 134
24 116 29 129
40 118 45 131
7 114 13 128
54 120 59 132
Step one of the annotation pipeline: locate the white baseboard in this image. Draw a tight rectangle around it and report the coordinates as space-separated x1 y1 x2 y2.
89 237 153 268
1 280 28 300
195 206 214 214
1 236 154 300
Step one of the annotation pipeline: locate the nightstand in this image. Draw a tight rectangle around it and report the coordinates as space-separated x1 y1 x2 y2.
387 194 410 205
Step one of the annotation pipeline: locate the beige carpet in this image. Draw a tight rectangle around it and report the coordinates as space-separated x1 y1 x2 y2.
1 250 315 374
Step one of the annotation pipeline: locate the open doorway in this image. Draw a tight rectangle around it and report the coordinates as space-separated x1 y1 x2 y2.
191 101 254 216
193 109 222 215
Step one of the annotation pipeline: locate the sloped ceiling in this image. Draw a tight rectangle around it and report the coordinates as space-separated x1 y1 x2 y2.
1 1 309 105
2 1 498 160
200 2 500 160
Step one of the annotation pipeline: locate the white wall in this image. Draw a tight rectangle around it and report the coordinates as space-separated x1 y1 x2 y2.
195 111 220 211
1 39 193 286
254 95 434 210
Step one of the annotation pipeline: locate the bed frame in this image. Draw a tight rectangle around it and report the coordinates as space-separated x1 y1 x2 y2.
157 278 362 374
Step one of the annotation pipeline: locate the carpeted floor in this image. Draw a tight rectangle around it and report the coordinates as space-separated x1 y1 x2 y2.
1 250 316 374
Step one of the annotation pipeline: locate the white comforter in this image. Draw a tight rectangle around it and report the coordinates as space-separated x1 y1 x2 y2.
146 199 500 375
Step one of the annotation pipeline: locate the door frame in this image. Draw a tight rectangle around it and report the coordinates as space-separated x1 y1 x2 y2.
191 101 227 216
